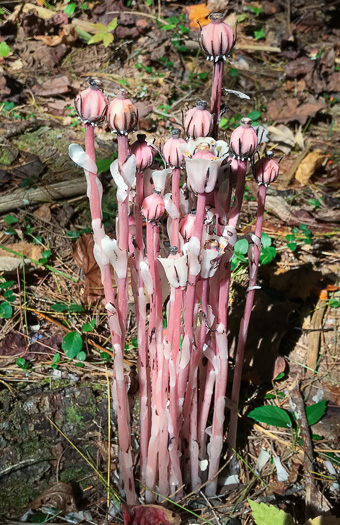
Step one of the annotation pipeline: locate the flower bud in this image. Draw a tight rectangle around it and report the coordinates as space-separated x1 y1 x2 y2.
254 151 279 186
200 13 234 62
106 90 138 135
180 211 196 241
74 79 108 125
229 118 258 160
141 190 165 222
131 134 154 171
162 129 186 168
184 101 213 139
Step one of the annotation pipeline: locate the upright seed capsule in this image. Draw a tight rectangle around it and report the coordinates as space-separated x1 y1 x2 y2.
200 13 235 62
74 79 108 125
254 151 279 186
229 118 258 160
131 134 154 171
106 90 138 135
162 129 186 168
184 101 214 139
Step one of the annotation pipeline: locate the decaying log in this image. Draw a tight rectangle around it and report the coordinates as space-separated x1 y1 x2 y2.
0 177 87 213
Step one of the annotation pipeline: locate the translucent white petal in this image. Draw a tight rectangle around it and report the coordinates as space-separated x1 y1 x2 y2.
201 248 221 279
110 159 128 202
69 143 98 173
140 260 153 295
158 254 188 288
101 236 128 279
183 237 201 276
163 193 179 219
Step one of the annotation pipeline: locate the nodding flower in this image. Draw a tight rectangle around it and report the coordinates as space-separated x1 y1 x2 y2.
184 101 214 139
131 134 154 171
253 151 279 186
162 129 186 168
74 79 108 125
229 118 258 161
199 13 235 62
141 190 165 222
106 90 138 135
180 137 229 194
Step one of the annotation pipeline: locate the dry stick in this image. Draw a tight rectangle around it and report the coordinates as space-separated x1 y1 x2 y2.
135 170 151 485
228 181 266 460
205 160 247 496
84 124 136 504
289 380 319 520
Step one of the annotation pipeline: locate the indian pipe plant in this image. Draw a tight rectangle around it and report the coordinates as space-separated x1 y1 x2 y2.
69 12 279 504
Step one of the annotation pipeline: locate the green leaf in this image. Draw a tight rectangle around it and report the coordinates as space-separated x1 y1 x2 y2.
75 27 92 43
0 41 11 58
249 500 294 525
254 27 265 40
260 246 276 265
76 350 87 361
261 232 272 248
308 198 321 209
329 298 339 308
247 5 264 14
4 290 15 302
102 31 114 47
299 223 308 230
145 0 152 5
53 353 60 364
4 214 18 224
287 242 297 251
285 234 295 242
237 14 247 23
66 230 80 239
0 280 15 290
68 303 85 313
228 68 239 78
306 400 326 426
219 117 229 129
88 31 107 44
82 319 95 332
107 18 118 31
248 110 262 120
62 332 83 359
16 357 29 369
274 372 285 381
51 303 68 313
234 238 249 254
304 237 313 245
248 405 292 428
64 3 76 15
0 301 13 318
161 24 177 30
42 250 51 259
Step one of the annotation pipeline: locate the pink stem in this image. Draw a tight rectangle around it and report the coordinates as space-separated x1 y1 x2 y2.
117 134 130 338
228 183 267 456
178 193 206 402
135 170 150 484
171 167 181 249
85 124 136 504
210 61 224 140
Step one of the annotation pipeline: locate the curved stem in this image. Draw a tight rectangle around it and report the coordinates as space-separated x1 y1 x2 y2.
228 183 267 456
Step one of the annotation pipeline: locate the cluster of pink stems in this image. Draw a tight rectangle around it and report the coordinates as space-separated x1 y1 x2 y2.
69 13 279 505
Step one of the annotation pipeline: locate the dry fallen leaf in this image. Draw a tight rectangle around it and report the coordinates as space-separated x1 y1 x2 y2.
184 4 210 29
73 234 103 303
30 482 78 513
305 518 340 525
34 25 78 47
0 243 44 271
267 97 326 125
295 149 325 185
34 203 52 222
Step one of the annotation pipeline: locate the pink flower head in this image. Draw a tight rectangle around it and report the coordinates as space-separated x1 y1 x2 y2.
200 13 235 62
106 90 138 135
141 190 165 222
229 117 258 161
180 211 196 241
254 151 279 186
162 129 186 168
184 101 214 139
131 134 154 171
74 79 108 125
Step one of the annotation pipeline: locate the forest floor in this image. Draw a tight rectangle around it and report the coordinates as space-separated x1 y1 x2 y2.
0 0 339 524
